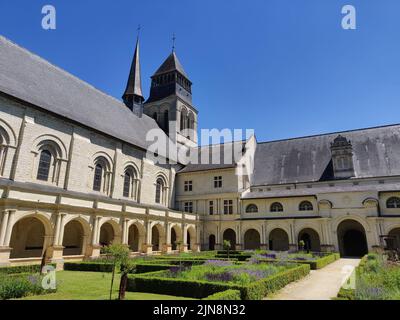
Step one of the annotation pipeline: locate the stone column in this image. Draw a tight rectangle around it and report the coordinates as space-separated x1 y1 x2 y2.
48 213 66 265
181 224 188 252
142 221 153 254
87 215 102 259
0 210 15 266
0 210 10 246
164 223 172 253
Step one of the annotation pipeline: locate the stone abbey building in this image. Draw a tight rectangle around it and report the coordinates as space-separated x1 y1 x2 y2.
0 35 399 266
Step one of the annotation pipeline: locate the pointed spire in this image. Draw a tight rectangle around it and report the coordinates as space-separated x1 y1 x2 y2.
122 32 144 108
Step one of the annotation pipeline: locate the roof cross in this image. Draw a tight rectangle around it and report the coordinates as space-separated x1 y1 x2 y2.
172 33 176 52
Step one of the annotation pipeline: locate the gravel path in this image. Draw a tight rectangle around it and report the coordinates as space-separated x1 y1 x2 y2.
265 258 360 300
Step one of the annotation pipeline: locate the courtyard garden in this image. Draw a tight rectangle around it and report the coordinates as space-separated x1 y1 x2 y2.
337 252 400 300
0 244 343 300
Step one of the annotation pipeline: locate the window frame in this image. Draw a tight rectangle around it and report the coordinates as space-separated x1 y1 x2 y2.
223 200 233 215
214 176 223 188
387 197 400 209
270 202 283 212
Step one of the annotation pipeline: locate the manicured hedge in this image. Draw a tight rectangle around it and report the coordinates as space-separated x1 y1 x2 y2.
257 253 339 270
63 262 113 272
335 287 355 300
127 264 310 300
203 289 241 300
135 263 173 274
0 264 56 275
215 254 251 261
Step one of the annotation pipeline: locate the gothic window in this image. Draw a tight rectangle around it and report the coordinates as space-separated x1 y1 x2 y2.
387 197 400 209
270 202 283 212
36 150 52 181
246 204 258 213
299 201 313 211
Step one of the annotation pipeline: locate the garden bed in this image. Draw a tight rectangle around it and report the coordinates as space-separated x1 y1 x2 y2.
253 252 339 270
127 260 310 300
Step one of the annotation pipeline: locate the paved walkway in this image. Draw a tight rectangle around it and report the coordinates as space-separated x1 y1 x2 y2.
265 258 360 300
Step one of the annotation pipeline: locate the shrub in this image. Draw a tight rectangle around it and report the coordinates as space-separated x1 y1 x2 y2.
0 273 54 300
203 289 241 300
127 264 310 300
0 264 56 275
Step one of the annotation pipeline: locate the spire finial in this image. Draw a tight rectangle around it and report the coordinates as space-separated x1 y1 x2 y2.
172 32 176 52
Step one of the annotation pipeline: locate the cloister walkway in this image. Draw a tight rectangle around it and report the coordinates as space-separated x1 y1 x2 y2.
265 258 360 300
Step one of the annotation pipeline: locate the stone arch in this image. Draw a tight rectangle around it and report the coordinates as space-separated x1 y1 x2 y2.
187 226 196 251
127 222 143 252
387 228 400 250
222 228 236 250
244 229 261 250
62 218 90 256
170 224 182 250
269 228 289 251
99 220 121 247
0 119 16 146
298 228 321 252
151 223 165 252
209 234 216 250
32 134 67 159
337 219 368 257
9 214 53 259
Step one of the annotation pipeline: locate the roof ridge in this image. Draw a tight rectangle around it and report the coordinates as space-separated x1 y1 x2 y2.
257 123 400 145
0 35 153 121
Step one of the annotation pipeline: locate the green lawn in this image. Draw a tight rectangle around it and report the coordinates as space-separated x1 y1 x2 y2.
19 271 195 300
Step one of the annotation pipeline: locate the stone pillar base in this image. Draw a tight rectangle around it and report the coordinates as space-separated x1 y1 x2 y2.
142 244 153 254
289 244 298 252
191 244 201 252
180 244 188 253
0 247 12 266
163 244 172 254
235 244 242 251
260 244 268 251
86 244 102 259
47 245 65 270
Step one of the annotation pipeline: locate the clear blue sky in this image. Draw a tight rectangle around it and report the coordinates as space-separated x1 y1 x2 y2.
1 0 400 143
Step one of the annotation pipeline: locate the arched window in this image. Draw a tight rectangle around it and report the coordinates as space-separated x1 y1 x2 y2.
93 164 103 192
36 150 52 181
123 166 138 199
92 156 111 194
387 197 400 209
155 177 166 205
270 202 283 212
245 204 258 213
299 201 313 211
180 108 187 131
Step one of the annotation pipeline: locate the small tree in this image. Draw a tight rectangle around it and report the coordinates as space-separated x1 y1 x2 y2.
104 243 130 300
223 240 231 260
118 260 136 300
298 240 305 252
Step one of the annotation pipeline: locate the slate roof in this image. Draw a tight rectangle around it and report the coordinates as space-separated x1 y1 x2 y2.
251 125 400 186
152 52 188 78
178 141 246 173
0 35 169 153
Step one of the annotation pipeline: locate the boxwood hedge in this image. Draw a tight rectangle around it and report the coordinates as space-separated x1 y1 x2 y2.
203 289 241 300
127 264 310 300
0 264 56 275
257 253 339 270
63 262 114 272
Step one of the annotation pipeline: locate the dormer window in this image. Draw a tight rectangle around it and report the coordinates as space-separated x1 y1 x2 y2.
330 135 355 179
